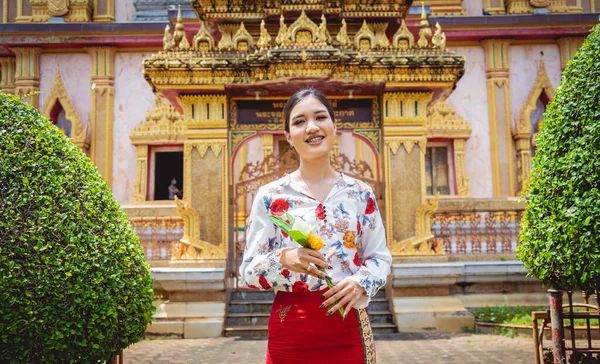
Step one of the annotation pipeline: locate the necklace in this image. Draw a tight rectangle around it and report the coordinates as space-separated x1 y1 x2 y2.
298 170 340 203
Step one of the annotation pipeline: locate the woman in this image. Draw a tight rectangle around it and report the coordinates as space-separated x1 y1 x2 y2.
240 88 392 364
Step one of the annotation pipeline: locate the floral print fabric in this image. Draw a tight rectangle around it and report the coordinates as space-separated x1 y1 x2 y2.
240 172 392 309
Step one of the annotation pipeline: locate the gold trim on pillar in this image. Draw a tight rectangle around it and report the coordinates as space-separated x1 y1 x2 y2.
513 58 554 194
41 68 90 152
385 136 428 206
0 57 17 93
2 0 8 23
10 47 42 108
179 94 227 130
389 197 441 256
557 37 585 71
481 39 515 197
133 145 148 202
426 100 472 197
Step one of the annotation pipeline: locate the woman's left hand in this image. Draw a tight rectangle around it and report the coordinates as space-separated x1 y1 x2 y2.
320 278 366 319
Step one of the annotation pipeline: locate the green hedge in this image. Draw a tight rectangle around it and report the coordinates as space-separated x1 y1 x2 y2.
0 92 155 362
517 24 600 292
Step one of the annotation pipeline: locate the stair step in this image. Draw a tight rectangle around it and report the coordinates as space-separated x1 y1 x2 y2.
230 289 387 301
223 322 397 338
226 310 395 326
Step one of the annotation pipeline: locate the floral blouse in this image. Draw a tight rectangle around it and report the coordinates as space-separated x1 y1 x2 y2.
239 172 392 309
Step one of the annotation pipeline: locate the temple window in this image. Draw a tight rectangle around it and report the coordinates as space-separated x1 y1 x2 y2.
425 143 454 196
149 147 184 201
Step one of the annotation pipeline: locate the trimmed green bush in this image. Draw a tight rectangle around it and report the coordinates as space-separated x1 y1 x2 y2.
0 92 154 362
517 24 600 292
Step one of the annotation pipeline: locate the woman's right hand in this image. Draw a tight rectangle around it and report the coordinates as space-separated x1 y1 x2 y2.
280 248 331 280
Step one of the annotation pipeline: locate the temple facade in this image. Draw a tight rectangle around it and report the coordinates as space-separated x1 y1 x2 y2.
1 0 598 338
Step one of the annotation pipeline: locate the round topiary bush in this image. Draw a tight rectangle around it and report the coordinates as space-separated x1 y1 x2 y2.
517 24 600 292
0 92 155 362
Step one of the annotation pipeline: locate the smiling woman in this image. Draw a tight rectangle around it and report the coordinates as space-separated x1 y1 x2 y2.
239 88 392 364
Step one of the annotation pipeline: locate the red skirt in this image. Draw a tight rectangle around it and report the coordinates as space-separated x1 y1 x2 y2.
266 288 376 364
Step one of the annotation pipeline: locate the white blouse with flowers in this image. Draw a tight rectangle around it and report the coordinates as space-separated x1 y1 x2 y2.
239 172 392 309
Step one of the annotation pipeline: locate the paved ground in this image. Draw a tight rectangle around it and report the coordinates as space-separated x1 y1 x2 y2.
123 333 535 363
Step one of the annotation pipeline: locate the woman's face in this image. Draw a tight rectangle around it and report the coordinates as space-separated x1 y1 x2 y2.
285 95 336 161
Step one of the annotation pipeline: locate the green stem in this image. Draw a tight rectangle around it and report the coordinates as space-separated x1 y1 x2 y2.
318 267 345 317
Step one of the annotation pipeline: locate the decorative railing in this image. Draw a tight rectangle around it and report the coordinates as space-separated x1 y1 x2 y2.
129 217 183 261
430 199 525 255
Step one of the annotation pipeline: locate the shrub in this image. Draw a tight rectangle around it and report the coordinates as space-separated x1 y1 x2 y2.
0 92 155 362
517 24 600 292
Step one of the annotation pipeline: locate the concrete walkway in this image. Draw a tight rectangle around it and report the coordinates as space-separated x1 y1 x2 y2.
123 333 535 363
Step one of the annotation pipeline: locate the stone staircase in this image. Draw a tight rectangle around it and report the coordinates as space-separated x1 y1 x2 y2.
224 289 397 338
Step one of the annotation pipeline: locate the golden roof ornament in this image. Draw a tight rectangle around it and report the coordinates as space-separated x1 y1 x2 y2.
232 22 253 52
431 22 446 50
217 25 233 50
275 15 290 47
417 2 432 48
355 20 375 52
318 14 332 45
336 19 350 47
173 5 190 50
373 22 390 49
288 10 319 46
393 20 414 50
163 25 174 52
257 20 272 49
193 21 215 52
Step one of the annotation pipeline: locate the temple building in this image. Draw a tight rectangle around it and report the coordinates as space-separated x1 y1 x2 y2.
1 0 598 338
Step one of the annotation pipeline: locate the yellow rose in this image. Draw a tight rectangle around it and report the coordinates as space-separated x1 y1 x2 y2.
307 235 324 250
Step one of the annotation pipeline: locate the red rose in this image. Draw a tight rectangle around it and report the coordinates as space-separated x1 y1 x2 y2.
316 204 325 220
259 275 272 290
270 198 290 216
292 281 309 293
357 220 361 235
353 252 361 266
281 269 291 278
365 198 375 215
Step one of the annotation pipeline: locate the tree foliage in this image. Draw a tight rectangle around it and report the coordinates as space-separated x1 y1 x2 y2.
517 24 600 292
0 92 155 362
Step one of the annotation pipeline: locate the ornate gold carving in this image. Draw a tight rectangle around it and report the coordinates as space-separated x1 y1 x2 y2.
393 20 414 50
175 197 227 260
372 22 390 49
426 100 471 139
0 57 17 94
132 145 148 202
383 92 433 126
506 0 570 13
355 20 375 52
513 58 554 194
390 197 441 256
318 14 331 45
336 19 350 47
431 22 446 50
275 15 290 47
41 68 89 152
288 10 319 46
193 21 215 53
185 141 225 159
10 47 42 108
173 5 190 51
48 0 69 16
353 129 381 155
163 25 174 52
218 24 234 50
417 3 432 48
179 94 227 129
386 137 427 155
233 22 253 52
257 20 272 50
130 96 185 144
453 139 470 197
231 131 257 156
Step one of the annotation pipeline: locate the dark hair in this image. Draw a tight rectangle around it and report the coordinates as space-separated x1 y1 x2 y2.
282 88 335 133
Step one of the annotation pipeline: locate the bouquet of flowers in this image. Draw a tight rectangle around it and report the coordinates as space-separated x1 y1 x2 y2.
268 212 344 316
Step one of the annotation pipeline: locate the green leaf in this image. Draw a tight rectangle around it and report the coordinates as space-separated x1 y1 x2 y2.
288 230 310 248
285 212 296 227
